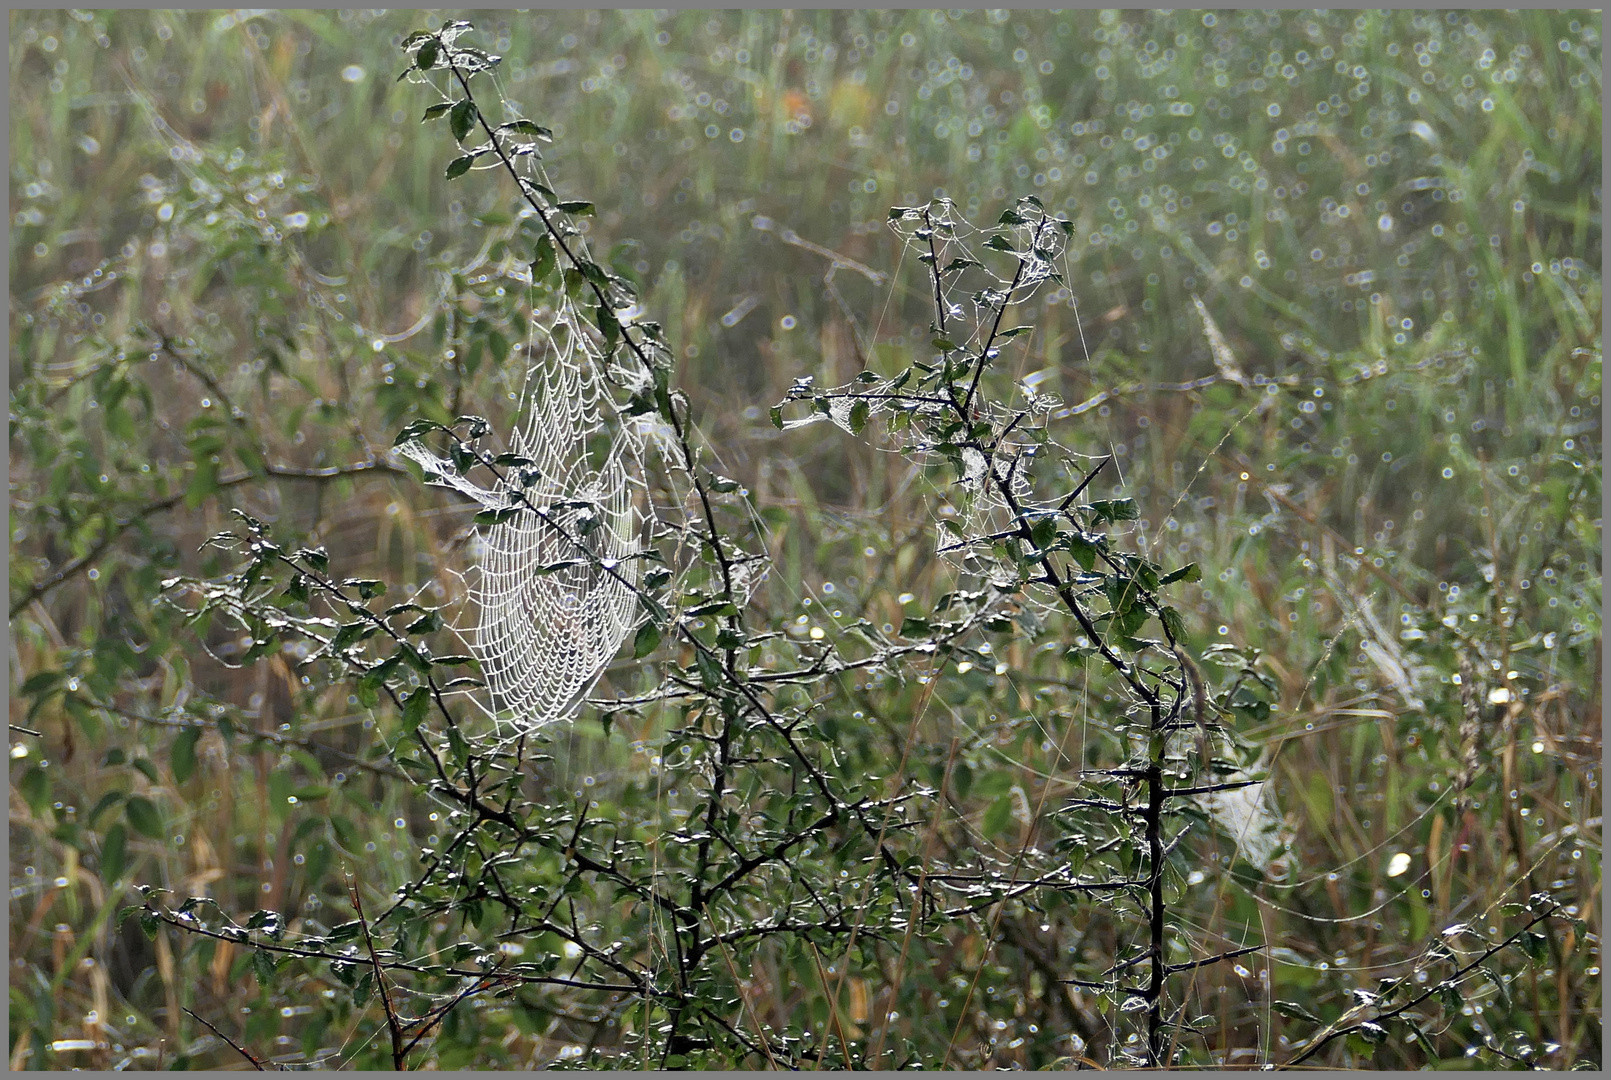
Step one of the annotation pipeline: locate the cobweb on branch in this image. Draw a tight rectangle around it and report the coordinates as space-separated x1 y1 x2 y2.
399 300 652 733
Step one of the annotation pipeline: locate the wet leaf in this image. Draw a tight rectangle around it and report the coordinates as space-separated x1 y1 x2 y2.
633 621 661 659
124 795 163 839
449 99 476 143
400 687 432 736
1273 1000 1322 1024
170 726 201 784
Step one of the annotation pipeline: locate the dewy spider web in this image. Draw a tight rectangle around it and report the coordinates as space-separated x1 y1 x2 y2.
787 198 1296 870
400 300 651 732
396 307 652 736
782 198 1076 588
482 306 649 731
385 39 663 735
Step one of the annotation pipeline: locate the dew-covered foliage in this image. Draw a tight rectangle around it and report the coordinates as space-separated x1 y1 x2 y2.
8 9 1600 1070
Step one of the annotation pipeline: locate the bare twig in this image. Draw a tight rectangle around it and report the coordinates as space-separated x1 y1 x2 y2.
182 1006 269 1071
348 871 409 1070
9 460 401 618
1281 904 1562 1068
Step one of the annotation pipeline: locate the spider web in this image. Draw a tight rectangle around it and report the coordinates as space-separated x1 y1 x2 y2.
399 300 652 733
781 200 1073 570
783 199 1304 870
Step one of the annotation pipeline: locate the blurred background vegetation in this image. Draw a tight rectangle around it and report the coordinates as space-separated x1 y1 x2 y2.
9 7 1600 1069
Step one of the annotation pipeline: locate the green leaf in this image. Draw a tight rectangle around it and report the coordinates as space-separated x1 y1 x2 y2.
1159 605 1187 643
769 405 784 430
633 621 661 659
446 726 470 766
431 654 479 667
530 234 557 286
246 909 283 935
1089 498 1140 523
393 418 440 448
449 99 476 142
499 118 552 140
562 266 587 300
88 790 125 829
473 505 521 527
330 621 368 653
171 726 201 784
183 455 219 509
931 336 958 352
282 574 310 605
100 824 129 885
252 948 277 989
1272 1000 1321 1024
405 610 442 635
694 648 723 690
997 325 1034 339
899 615 931 638
1402 1014 1438 1057
982 235 1016 253
327 920 362 944
848 400 871 435
982 795 1015 837
20 670 66 696
685 599 737 618
1160 562 1202 586
1115 603 1150 637
445 154 476 180
421 101 453 122
453 46 502 72
557 200 596 216
124 795 164 839
597 302 620 353
400 687 432 736
17 765 50 816
415 38 440 71
1066 532 1099 570
1029 516 1059 550
1519 930 1549 962
951 761 974 801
